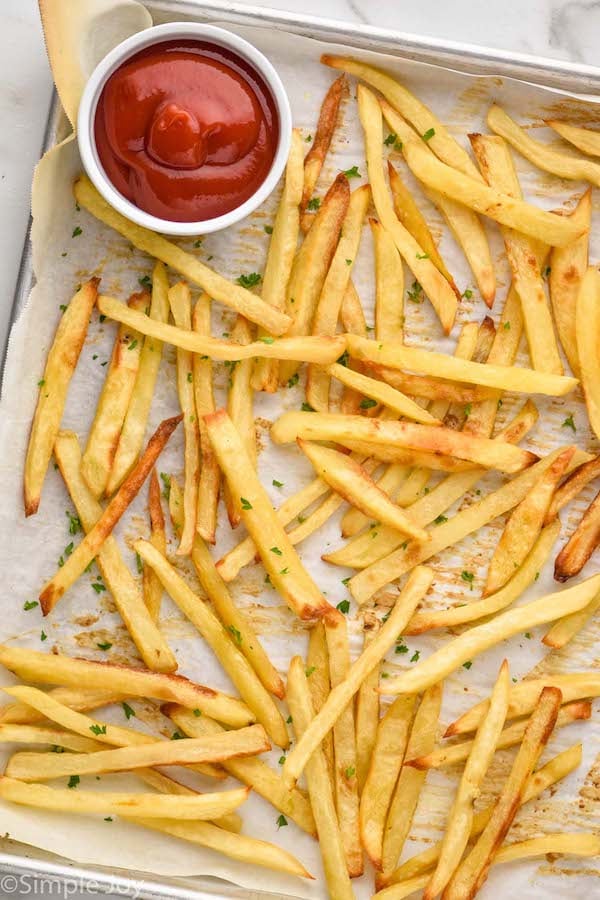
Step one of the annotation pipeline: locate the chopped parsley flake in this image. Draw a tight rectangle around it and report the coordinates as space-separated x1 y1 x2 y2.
343 165 361 178
138 275 151 289
307 197 321 211
434 514 448 525
463 660 473 670
407 281 423 303
422 128 435 142
276 814 288 828
562 414 576 432
228 625 242 646
264 225 273 234
68 775 80 789
122 702 135 720
272 479 284 488
96 641 112 651
461 571 475 588
90 724 107 735
337 600 350 614
360 398 377 409
305 666 316 677
287 373 299 388
236 272 262 288
23 600 38 611
72 226 82 238
301 402 315 412
270 546 283 556
240 497 253 510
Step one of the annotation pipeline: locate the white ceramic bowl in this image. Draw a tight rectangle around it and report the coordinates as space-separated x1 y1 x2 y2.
77 22 292 236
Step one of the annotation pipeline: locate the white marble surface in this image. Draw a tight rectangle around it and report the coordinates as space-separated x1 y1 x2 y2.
0 0 598 897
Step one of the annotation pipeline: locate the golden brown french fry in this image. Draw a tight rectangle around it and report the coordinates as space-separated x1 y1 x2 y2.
488 105 600 187
361 694 416 869
134 539 288 748
357 85 457 333
168 282 199 554
166 706 315 834
385 744 582 885
287 655 354 898
0 725 103 753
549 189 591 376
205 409 330 621
53 431 177 672
543 583 600 648
380 683 442 879
371 216 405 342
143 468 165 621
106 262 170 494
423 661 509 900
446 674 600 737
576 266 600 440
546 119 600 156
0 687 127 725
40 414 182 613
306 622 334 780
369 365 497 404
443 686 562 900
81 292 145 497
470 132 562 374
341 442 475 473
298 439 429 540
301 74 348 217
545 454 600 524
192 294 220 543
306 184 371 410
24 278 98 515
6 724 269 781
0 644 253 727
554 487 600 582
327 363 440 424
279 173 350 386
380 575 600 695
225 316 256 527
324 608 362 877
273 412 538 474
283 567 433 784
347 336 577 396
484 447 574 595
74 175 290 335
254 129 304 391
340 280 368 335
355 615 380 792
405 520 560 634
0 777 248 820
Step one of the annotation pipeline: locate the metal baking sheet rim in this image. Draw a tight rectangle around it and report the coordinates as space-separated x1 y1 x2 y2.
3 1 600 897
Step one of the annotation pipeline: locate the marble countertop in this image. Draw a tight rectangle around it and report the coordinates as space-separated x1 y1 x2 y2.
0 0 598 897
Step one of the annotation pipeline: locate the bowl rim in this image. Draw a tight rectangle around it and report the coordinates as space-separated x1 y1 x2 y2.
76 21 292 236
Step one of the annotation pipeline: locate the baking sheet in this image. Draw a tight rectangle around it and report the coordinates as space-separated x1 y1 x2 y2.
1 1 599 897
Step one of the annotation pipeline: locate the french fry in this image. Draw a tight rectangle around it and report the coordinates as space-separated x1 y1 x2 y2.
487 105 600 187
380 575 600 695
484 447 574 595
405 520 560 634
74 175 290 335
192 294 220 543
283 567 434 784
543 583 600 648
39 414 182 613
470 133 562 374
0 776 248 820
341 442 475 473
6 724 269 781
412 700 590 771
301 74 348 217
347 336 578 396
360 694 416 869
327 363 441 424
306 184 371 411
355 615 381 792
168 282 199 554
143 468 165 621
340 280 368 335
546 119 600 157
286 656 354 898
443 686 562 900
545 455 600 524
549 189 591 376
357 85 457 333
0 687 127 725
324 608 362 877
272 412 538 474
0 644 253 727
166 706 315 835
279 173 350 385
554 487 600 581
423 661 509 900
253 129 304 391
81 292 146 497
385 744 582 885
306 622 334 779
225 316 256 527
369 366 497 405
98 294 346 364
298 439 429 540
371 217 405 342
134 539 288 748
0 725 103 753
379 683 443 879
24 278 98 515
106 262 170 494
53 431 177 672
446 674 600 737
576 266 600 440
205 409 330 621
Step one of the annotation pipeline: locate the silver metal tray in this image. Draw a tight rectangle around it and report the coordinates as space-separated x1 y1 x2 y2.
3 1 600 896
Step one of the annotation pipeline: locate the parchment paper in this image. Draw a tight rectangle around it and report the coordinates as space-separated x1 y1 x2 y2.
0 2 599 897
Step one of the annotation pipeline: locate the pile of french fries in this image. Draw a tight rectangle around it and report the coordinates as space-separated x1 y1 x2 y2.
8 52 600 898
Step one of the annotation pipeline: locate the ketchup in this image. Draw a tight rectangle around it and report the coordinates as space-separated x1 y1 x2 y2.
94 40 279 222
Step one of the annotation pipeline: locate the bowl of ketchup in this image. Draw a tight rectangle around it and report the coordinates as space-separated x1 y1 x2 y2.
77 22 292 235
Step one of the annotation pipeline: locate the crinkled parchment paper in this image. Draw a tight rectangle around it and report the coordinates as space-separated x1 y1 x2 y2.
0 1 599 897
